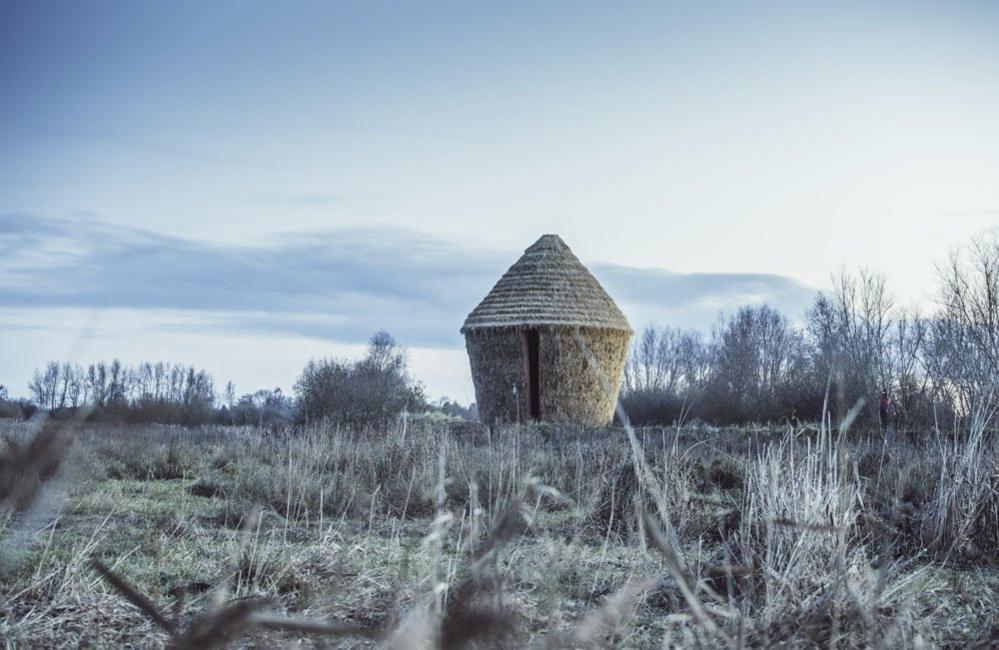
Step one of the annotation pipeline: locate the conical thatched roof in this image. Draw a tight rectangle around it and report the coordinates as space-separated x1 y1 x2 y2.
462 234 632 333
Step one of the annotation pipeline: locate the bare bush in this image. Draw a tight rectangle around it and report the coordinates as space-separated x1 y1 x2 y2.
295 331 427 428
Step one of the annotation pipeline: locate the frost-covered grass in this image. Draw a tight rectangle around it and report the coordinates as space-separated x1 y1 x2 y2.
1 418 997 647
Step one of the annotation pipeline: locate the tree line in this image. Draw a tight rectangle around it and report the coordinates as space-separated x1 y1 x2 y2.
4 332 430 428
620 235 999 432
23 360 218 425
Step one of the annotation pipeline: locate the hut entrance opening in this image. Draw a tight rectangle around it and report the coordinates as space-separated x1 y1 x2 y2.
525 329 541 420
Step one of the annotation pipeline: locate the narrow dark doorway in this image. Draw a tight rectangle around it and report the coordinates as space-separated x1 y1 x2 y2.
525 329 541 420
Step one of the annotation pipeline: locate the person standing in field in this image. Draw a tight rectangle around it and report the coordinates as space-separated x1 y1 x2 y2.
879 389 891 438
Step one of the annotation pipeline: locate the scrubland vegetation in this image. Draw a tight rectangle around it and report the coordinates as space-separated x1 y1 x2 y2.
1 409 998 647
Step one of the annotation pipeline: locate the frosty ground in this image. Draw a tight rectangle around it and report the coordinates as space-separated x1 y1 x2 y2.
1 418 997 648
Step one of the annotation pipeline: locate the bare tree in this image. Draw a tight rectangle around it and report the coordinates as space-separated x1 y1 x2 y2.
29 362 60 412
621 326 708 424
704 305 810 423
928 235 999 428
624 326 706 394
806 269 933 426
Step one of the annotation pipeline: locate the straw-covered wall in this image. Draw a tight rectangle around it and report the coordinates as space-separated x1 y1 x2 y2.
539 326 630 425
465 325 630 426
464 328 529 426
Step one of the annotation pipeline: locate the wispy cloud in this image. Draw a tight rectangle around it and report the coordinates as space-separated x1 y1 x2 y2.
596 264 816 329
0 214 817 346
30 128 298 172
251 191 401 207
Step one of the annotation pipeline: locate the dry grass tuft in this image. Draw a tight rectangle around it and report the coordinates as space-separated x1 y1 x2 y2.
90 558 378 648
0 420 71 514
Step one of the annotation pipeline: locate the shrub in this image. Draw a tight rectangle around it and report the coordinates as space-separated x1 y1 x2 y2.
294 331 426 428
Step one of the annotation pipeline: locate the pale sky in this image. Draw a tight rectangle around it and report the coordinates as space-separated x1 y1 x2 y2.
2 1 998 401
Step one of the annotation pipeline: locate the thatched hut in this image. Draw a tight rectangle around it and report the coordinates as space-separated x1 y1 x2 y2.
462 234 633 426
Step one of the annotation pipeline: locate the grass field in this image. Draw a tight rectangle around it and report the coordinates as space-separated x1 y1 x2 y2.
1 417 998 648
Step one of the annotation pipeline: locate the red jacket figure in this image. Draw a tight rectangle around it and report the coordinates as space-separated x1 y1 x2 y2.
878 390 890 435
